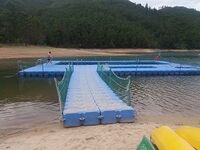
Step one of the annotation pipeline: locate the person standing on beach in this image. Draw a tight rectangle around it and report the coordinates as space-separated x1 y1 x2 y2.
47 51 53 64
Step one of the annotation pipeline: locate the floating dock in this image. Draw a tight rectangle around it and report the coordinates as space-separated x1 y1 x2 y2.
110 61 200 76
18 60 200 127
18 60 200 77
63 65 135 127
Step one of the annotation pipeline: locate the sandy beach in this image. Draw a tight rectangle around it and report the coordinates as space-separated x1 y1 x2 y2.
0 45 195 59
0 116 200 150
0 121 173 150
0 45 152 59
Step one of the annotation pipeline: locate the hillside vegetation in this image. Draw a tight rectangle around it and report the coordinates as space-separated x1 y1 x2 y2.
0 0 200 49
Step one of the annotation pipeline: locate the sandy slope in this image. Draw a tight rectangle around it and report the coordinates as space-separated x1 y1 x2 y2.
0 117 199 150
0 45 191 59
0 46 151 59
0 121 164 150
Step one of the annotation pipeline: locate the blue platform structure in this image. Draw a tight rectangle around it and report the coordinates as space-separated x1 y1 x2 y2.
18 60 200 127
18 60 200 77
62 65 134 127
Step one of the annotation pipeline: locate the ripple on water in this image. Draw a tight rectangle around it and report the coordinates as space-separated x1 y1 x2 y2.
131 76 200 124
0 100 59 130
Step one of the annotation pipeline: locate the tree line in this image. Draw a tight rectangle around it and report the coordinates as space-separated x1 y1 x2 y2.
0 0 200 49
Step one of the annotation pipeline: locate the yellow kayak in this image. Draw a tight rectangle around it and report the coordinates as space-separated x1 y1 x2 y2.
176 126 200 150
151 126 195 150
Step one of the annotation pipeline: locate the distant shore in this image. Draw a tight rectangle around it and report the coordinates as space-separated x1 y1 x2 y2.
0 45 198 60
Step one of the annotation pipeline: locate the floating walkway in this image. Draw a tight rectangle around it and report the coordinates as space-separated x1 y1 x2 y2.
109 61 200 76
18 60 200 77
18 60 200 127
63 65 135 127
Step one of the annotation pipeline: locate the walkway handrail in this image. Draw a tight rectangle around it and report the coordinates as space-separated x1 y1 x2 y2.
17 58 46 72
17 60 34 72
97 64 131 106
163 57 200 70
54 64 74 119
17 60 24 72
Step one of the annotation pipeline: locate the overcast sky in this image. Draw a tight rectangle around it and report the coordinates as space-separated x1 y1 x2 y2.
130 0 200 11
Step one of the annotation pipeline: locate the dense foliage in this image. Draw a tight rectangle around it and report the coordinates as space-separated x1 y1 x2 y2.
0 0 200 49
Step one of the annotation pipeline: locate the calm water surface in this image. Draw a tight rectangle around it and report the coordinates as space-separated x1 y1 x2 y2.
0 59 59 133
0 53 200 133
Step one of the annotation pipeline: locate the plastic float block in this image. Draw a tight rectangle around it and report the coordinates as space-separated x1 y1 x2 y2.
100 108 135 124
118 108 136 123
63 111 100 127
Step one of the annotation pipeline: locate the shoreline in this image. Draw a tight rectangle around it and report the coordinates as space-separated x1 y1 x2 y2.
1 45 200 149
0 118 199 150
0 45 200 60
0 121 174 150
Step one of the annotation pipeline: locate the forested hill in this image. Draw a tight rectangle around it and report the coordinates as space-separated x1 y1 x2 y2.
1 0 200 49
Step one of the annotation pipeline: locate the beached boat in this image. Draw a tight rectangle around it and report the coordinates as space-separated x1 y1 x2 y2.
176 126 200 150
151 126 195 150
137 136 155 150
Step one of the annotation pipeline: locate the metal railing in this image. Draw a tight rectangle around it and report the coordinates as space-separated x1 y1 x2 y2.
35 58 45 72
54 64 74 119
97 64 131 106
17 58 46 72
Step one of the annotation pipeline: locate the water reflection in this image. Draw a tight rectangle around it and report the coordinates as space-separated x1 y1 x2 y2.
0 59 59 130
